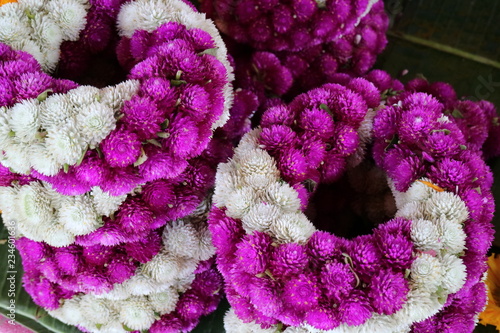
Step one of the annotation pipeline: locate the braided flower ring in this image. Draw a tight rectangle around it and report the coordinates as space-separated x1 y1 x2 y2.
210 76 495 332
0 0 233 246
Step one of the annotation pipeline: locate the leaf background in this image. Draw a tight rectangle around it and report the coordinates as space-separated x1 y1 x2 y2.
0 0 499 332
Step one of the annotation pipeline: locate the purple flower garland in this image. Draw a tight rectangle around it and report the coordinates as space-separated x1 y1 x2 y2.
209 71 498 331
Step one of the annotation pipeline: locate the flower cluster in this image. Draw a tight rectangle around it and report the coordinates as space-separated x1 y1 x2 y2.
0 0 89 71
209 76 497 332
17 200 223 333
372 89 496 332
213 0 388 111
202 0 380 52
0 1 233 331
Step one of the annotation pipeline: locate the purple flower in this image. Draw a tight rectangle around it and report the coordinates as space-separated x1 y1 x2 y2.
76 224 126 246
74 151 109 186
39 259 61 283
348 235 382 278
176 291 206 320
373 105 399 140
116 197 154 233
14 71 53 100
260 105 295 127
278 148 309 182
270 243 308 278
122 96 163 140
139 145 188 182
305 305 340 330
247 278 283 317
368 269 408 315
347 78 381 108
320 261 356 302
101 126 142 168
0 77 15 106
208 208 245 257
23 276 61 310
106 257 137 284
259 125 297 152
234 231 273 275
282 273 320 311
76 272 112 294
338 290 373 326
141 179 175 210
428 158 472 190
124 231 162 263
54 248 81 276
298 107 335 139
307 231 345 264
101 166 142 196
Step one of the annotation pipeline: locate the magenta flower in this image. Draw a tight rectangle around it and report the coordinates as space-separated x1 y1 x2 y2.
101 126 142 168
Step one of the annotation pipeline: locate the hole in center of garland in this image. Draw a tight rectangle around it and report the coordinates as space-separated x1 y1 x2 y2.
305 158 396 239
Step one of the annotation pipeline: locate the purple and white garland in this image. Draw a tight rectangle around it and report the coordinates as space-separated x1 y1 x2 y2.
0 0 234 331
209 76 496 332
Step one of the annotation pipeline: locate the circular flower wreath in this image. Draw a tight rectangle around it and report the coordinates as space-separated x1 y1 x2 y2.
209 74 497 332
0 0 234 247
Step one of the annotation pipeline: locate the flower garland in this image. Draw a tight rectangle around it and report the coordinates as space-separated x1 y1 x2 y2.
209 0 388 113
0 0 235 244
17 199 223 333
0 0 234 331
202 0 380 52
208 75 496 332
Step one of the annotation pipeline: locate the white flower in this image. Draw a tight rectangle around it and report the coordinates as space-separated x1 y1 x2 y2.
410 219 441 252
0 107 12 150
148 288 179 314
77 101 116 148
392 288 442 326
46 0 88 41
425 191 469 224
224 308 277 333
15 183 53 226
410 254 443 293
7 99 40 143
58 195 102 236
91 187 127 217
225 186 258 219
436 219 466 255
67 85 101 106
270 212 315 244
80 295 116 325
31 13 63 49
213 161 242 208
234 128 261 155
118 296 156 330
391 178 433 208
45 121 85 165
51 296 86 326
237 148 279 187
96 283 130 301
0 14 30 43
39 93 74 129
195 225 216 261
163 219 199 258
141 251 181 284
122 272 161 296
440 254 466 293
395 201 428 221
101 80 140 111
43 221 75 247
241 202 280 233
2 141 31 174
263 182 301 213
29 143 60 176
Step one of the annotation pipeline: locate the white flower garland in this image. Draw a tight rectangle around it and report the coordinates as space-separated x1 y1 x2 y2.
117 0 234 129
0 0 89 71
0 81 140 175
216 129 470 333
49 200 216 333
0 181 127 246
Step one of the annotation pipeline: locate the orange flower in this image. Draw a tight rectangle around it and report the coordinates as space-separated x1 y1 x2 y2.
0 0 17 5
479 253 500 329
